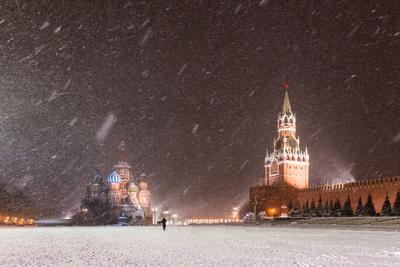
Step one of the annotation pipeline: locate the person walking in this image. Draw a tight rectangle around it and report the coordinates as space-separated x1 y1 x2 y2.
161 217 167 231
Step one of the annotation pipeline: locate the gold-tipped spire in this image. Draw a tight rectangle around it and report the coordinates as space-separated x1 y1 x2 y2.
281 88 292 115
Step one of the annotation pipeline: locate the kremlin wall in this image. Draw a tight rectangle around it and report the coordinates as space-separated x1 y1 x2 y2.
250 177 400 217
249 87 400 217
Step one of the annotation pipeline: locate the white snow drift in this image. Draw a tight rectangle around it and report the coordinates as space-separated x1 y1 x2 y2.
0 225 399 266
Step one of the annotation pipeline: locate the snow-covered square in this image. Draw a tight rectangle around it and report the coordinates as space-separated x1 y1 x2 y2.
1 225 400 266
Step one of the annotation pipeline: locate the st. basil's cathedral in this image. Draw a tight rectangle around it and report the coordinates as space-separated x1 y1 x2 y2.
85 137 152 225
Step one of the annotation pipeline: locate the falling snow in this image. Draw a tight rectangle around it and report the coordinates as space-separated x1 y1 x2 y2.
54 26 61 33
192 124 199 134
39 21 50 30
96 113 117 143
0 1 399 218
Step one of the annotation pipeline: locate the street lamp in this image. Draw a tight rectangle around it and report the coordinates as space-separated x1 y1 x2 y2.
152 207 158 225
232 207 239 222
172 214 178 225
254 195 259 223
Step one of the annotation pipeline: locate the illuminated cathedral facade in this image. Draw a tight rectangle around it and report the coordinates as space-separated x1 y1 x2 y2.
85 137 152 224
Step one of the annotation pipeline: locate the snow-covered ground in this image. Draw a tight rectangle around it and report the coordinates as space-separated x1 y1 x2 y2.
0 225 399 266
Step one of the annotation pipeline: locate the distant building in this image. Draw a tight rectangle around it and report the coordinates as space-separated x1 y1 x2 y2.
85 136 152 224
250 87 400 217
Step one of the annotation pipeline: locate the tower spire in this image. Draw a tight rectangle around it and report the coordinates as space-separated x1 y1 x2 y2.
281 82 292 115
118 133 129 163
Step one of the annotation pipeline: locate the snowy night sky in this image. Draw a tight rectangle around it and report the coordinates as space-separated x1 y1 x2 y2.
0 1 399 217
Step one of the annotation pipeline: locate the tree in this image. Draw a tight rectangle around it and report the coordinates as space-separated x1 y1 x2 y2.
392 191 400 216
364 194 376 216
0 183 39 219
310 199 317 217
332 198 342 217
305 200 312 217
287 201 293 213
355 197 364 216
317 196 323 217
342 196 353 217
290 204 302 217
380 193 392 217
72 198 115 225
322 200 331 217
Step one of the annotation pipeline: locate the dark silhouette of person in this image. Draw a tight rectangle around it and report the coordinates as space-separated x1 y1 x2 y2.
161 217 167 231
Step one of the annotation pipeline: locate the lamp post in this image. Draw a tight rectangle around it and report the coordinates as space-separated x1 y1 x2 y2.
152 207 158 225
172 214 178 225
232 207 239 222
254 195 259 223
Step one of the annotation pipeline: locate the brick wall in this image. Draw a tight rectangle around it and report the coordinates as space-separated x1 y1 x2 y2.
297 177 400 213
250 177 400 215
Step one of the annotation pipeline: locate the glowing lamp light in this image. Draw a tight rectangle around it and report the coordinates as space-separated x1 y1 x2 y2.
268 208 276 216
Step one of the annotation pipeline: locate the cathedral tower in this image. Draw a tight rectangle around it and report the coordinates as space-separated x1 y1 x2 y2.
114 135 133 201
137 172 151 210
137 171 152 224
264 84 310 189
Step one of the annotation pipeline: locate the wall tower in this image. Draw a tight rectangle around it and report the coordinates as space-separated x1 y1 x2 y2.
263 84 309 215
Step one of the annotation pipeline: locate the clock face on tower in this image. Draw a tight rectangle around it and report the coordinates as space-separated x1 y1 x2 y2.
275 138 283 150
287 136 298 149
274 136 298 151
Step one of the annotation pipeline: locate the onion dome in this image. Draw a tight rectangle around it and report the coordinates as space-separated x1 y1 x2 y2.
107 171 121 183
90 171 103 185
138 171 147 182
127 181 139 192
137 172 148 189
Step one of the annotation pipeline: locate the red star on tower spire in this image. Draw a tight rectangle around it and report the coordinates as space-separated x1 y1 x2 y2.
283 81 289 91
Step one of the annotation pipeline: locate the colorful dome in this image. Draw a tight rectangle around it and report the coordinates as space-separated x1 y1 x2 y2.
90 172 103 184
138 180 148 190
107 171 121 183
127 181 139 192
138 172 148 183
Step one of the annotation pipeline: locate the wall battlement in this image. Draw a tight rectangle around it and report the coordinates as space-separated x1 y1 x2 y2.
250 176 400 216
299 177 400 193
